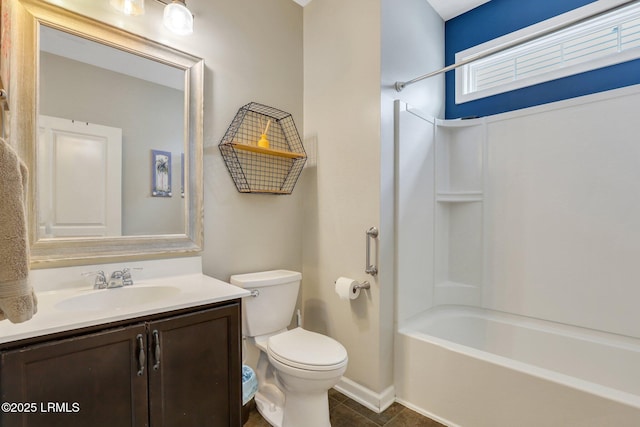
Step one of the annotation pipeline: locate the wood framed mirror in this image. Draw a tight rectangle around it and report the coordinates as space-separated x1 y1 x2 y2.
4 0 204 267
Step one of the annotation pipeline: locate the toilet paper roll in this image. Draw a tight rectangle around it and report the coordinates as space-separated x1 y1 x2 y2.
335 277 360 300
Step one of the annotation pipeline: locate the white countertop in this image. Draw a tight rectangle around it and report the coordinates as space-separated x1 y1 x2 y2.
0 273 250 345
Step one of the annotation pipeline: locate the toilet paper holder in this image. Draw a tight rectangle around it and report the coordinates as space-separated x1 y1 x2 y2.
334 280 370 291
354 281 371 291
334 277 370 300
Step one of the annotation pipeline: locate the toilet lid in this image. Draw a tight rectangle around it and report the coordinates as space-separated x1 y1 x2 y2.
267 328 347 371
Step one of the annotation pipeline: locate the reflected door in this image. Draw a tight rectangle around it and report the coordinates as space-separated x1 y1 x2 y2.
38 115 122 237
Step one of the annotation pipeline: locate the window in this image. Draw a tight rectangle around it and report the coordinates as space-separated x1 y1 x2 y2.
455 1 640 104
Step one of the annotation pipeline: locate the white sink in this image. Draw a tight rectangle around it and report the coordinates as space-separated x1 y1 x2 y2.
55 286 182 311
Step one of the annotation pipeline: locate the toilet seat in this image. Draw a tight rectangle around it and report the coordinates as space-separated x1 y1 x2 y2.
267 328 348 371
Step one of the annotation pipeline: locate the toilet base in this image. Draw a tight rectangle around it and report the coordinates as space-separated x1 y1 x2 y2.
282 389 331 427
249 330 346 427
255 391 283 427
255 389 331 427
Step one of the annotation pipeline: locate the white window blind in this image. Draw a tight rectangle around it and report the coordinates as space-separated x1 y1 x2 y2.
456 2 640 103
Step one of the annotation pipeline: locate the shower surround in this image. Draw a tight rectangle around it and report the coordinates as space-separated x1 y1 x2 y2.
394 85 640 426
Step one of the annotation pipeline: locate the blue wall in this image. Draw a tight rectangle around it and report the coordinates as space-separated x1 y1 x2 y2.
445 0 640 118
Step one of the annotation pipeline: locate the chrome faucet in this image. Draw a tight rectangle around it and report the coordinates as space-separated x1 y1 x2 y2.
82 271 108 289
82 267 141 289
108 268 139 288
122 268 134 286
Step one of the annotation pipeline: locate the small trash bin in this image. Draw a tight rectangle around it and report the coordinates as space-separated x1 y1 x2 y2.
241 365 258 425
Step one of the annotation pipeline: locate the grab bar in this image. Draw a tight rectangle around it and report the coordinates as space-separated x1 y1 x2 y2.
365 227 378 277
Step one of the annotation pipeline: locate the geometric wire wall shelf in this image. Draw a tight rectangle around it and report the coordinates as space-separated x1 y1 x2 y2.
219 102 307 194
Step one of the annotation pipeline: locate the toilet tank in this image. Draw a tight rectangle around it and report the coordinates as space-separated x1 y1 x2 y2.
230 270 302 337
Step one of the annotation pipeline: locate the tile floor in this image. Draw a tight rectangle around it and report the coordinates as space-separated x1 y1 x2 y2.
244 389 446 427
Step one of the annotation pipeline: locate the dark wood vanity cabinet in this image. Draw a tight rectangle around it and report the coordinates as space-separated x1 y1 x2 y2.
148 305 241 427
1 324 149 427
0 302 242 427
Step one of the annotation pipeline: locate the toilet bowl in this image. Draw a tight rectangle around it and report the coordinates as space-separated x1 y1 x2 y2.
231 270 348 427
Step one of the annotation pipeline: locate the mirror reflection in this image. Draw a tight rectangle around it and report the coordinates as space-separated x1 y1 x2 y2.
15 0 204 266
38 26 186 238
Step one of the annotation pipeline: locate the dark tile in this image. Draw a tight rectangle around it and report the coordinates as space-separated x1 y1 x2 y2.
329 396 341 411
244 401 271 427
385 408 446 427
341 398 404 426
244 409 271 427
243 388 444 427
330 403 379 427
329 388 349 412
328 388 349 403
376 402 406 425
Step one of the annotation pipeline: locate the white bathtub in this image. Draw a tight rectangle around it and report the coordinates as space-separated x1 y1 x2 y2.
394 305 640 427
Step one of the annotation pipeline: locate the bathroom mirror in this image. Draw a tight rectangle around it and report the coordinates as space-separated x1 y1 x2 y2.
9 0 204 266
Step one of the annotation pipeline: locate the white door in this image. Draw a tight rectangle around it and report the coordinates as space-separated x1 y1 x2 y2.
38 115 122 237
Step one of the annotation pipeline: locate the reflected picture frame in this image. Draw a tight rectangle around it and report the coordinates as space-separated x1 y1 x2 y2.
152 149 172 197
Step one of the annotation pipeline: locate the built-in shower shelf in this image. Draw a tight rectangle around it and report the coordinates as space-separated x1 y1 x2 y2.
436 118 484 128
435 281 479 289
437 191 483 202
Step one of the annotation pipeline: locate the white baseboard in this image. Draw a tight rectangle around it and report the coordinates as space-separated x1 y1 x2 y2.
333 377 395 414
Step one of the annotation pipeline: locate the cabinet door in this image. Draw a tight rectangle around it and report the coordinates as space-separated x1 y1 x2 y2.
148 304 241 427
1 324 149 427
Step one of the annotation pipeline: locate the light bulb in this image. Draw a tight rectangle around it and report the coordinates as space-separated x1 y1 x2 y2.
110 0 145 16
163 1 194 35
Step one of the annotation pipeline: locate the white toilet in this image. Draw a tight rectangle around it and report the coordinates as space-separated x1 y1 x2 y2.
231 270 348 427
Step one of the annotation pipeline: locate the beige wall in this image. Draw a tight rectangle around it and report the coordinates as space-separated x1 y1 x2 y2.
192 0 304 280
36 0 305 280
302 0 444 397
302 0 385 393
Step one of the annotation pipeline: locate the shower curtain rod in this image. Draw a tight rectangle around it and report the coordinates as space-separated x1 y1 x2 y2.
394 0 639 92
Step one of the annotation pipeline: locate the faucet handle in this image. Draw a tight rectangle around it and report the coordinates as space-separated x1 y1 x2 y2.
122 267 143 286
82 270 107 289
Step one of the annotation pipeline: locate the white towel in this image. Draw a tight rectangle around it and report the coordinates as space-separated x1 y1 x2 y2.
0 138 37 323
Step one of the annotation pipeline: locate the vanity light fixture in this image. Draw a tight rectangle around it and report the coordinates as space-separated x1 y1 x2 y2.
162 0 194 35
110 0 145 16
111 0 194 35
